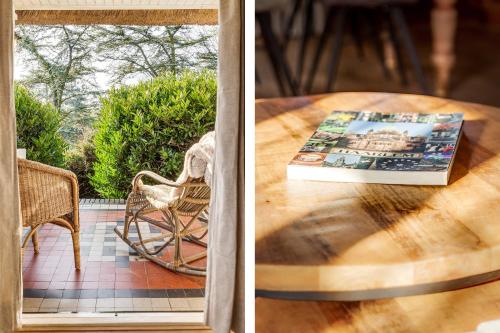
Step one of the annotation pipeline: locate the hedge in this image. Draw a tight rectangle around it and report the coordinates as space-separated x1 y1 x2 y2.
91 70 217 198
15 84 67 167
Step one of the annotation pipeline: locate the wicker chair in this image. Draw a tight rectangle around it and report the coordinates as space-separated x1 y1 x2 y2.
18 158 80 270
115 171 210 276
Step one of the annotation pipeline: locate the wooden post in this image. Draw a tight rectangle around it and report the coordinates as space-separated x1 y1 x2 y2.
431 0 457 97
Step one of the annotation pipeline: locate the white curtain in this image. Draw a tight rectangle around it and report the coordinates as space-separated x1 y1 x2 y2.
0 1 23 332
204 0 244 332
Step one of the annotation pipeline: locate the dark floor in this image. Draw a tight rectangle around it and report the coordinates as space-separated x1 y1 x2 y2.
256 21 500 107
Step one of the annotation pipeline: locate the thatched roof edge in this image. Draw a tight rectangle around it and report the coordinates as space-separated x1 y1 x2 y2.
16 9 218 25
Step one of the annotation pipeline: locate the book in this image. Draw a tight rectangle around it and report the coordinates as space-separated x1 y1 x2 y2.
287 110 464 185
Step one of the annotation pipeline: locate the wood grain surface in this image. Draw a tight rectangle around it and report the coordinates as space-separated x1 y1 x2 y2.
256 279 500 333
255 92 500 296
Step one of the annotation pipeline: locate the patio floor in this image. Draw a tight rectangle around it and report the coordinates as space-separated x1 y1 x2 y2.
22 199 206 313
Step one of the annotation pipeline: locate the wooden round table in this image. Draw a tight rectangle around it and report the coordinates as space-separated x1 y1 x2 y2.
255 92 500 300
256 280 500 332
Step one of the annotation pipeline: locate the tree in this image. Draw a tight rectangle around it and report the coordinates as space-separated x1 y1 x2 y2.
93 25 217 84
15 25 100 142
14 24 218 144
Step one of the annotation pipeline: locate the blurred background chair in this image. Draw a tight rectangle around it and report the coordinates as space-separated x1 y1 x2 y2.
304 0 429 94
257 0 500 105
256 0 300 96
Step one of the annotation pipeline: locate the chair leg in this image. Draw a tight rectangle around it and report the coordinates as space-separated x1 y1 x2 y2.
305 7 335 93
296 0 314 84
350 11 365 60
257 11 299 96
389 7 430 94
173 214 182 268
387 9 408 86
31 229 39 254
367 10 391 79
325 7 348 92
71 230 81 270
283 0 302 50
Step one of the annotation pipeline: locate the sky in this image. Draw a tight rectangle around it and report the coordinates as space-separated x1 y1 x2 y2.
345 121 433 137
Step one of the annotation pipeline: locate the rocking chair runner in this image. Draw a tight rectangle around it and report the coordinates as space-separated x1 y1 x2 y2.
115 171 210 276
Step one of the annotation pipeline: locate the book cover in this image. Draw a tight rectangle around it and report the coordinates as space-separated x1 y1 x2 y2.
288 111 464 185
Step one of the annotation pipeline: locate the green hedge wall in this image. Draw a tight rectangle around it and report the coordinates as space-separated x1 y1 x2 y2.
15 84 67 167
91 70 217 198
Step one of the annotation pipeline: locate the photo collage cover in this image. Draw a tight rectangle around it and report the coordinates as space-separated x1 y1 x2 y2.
290 111 464 172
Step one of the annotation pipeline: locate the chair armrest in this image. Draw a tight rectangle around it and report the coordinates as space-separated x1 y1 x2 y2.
132 171 180 191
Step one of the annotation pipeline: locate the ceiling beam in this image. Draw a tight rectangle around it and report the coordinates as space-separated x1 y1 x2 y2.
15 9 218 25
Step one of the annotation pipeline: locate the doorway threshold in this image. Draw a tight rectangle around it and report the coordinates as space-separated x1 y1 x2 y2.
19 312 208 332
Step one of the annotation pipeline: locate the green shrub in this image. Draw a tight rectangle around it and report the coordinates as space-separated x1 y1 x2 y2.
65 134 99 198
91 70 217 198
15 84 67 167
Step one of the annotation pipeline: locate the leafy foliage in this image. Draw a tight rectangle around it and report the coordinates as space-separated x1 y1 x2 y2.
15 85 67 167
15 24 218 146
65 133 99 198
91 70 217 198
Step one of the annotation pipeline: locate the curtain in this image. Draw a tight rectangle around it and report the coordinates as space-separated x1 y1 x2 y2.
0 1 23 332
204 0 244 332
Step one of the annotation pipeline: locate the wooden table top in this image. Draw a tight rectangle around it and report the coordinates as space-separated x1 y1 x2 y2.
255 92 500 298
256 279 500 333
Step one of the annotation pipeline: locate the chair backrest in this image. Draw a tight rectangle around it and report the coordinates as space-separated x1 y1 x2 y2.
175 177 211 216
322 0 417 6
18 158 76 227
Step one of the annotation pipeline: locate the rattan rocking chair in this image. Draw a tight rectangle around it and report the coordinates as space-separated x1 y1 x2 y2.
18 158 80 270
115 171 210 276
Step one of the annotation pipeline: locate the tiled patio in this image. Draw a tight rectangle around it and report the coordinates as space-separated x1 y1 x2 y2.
22 200 206 313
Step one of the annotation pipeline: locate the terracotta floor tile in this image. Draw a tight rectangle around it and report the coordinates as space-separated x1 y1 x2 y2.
81 281 99 289
52 273 71 282
86 261 101 268
115 273 134 282
25 273 53 282
98 281 115 289
147 278 170 289
23 282 35 288
22 208 208 297
145 262 168 276
85 266 101 274
114 281 135 289
99 273 115 282
100 263 116 271
30 259 47 267
83 274 100 282
67 271 85 282
64 281 83 289
115 268 131 275
118 279 148 289
48 281 66 289
32 281 50 289
43 261 61 268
